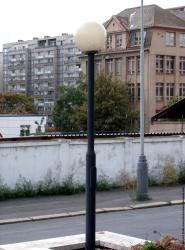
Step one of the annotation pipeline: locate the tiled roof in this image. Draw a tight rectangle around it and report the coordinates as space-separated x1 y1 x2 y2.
169 9 185 21
116 4 185 30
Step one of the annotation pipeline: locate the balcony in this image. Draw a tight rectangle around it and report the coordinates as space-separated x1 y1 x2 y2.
10 58 17 62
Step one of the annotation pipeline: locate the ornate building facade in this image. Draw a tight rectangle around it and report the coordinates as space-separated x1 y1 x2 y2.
80 5 185 131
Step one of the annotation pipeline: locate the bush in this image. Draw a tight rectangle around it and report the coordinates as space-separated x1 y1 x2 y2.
118 171 136 189
178 161 185 184
148 176 159 186
96 174 117 191
132 235 184 250
0 174 118 200
162 163 178 185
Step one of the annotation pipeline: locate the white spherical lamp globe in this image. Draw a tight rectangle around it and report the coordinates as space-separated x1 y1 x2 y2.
74 22 106 52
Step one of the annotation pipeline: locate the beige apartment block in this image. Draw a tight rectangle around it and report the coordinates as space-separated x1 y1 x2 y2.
0 52 3 92
80 5 185 132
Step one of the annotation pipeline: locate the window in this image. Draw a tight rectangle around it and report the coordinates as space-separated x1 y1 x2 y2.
115 58 122 75
116 34 122 48
106 59 113 74
20 125 30 136
130 31 140 46
130 31 146 46
128 83 135 100
165 32 175 46
166 56 175 74
156 55 164 73
156 83 164 99
134 31 141 45
95 61 101 75
180 33 185 47
179 83 185 98
106 35 112 49
137 83 140 99
127 57 135 74
166 83 174 100
180 57 185 74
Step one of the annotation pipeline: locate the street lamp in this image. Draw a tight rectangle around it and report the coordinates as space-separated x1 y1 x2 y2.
137 0 149 201
74 22 106 250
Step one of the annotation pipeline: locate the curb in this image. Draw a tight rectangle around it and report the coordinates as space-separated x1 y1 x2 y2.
0 200 184 225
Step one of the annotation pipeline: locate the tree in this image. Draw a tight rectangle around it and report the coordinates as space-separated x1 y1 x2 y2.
53 74 138 132
166 96 179 108
0 93 37 114
52 83 85 131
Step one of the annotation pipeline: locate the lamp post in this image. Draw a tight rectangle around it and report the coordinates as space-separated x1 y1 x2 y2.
137 0 149 201
74 22 106 250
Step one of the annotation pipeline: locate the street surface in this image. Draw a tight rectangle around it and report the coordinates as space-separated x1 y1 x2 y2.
0 205 183 245
0 186 183 220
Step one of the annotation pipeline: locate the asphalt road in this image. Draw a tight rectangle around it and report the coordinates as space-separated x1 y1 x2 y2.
0 205 183 245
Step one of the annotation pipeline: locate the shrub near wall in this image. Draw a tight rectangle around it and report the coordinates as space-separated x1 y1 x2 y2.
162 162 178 185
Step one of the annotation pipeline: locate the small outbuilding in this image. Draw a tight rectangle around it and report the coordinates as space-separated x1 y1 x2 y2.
0 114 46 138
150 98 185 132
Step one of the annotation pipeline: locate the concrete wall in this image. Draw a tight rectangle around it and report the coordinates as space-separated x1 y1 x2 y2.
0 136 184 188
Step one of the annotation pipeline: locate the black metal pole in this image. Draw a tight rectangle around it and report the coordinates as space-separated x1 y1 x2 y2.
86 51 96 250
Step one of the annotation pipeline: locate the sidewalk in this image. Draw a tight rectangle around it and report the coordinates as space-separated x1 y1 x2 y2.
0 185 184 225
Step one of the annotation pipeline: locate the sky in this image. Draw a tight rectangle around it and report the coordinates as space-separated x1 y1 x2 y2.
0 0 185 50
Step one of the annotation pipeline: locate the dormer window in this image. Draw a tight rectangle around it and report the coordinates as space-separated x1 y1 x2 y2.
106 35 112 49
130 30 146 46
116 34 122 48
130 31 140 46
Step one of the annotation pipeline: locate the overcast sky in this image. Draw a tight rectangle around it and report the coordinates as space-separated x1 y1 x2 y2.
0 0 185 50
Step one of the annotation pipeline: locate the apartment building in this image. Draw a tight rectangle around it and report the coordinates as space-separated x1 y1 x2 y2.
0 52 3 92
80 4 185 131
3 34 81 119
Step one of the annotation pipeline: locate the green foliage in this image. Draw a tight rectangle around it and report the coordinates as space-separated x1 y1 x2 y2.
0 174 117 200
135 241 161 250
162 162 178 185
15 177 37 197
178 161 185 184
148 176 159 186
53 74 138 132
52 82 85 131
96 174 117 191
0 93 37 114
0 183 13 200
35 117 45 135
166 96 179 108
132 235 184 250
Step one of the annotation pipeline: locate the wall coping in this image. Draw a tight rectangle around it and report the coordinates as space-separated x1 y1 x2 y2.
0 231 145 250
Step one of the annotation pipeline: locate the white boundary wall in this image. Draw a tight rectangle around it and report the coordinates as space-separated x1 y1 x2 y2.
0 136 184 188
